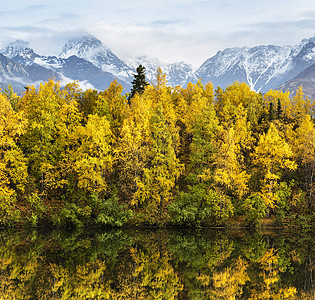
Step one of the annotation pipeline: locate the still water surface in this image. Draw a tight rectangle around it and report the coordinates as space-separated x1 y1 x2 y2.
0 228 313 299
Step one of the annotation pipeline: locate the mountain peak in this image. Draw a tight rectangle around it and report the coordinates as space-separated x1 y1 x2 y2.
195 43 295 92
1 39 30 58
59 34 109 59
70 34 102 47
59 33 133 80
301 36 315 45
3 39 29 49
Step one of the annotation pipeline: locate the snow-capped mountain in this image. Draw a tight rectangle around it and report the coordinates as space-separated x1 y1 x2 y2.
59 35 194 87
166 62 194 86
1 34 315 95
0 53 61 93
58 55 130 91
0 39 130 92
0 53 30 91
193 45 291 92
126 55 193 86
126 56 165 83
285 38 315 78
59 35 134 81
193 37 315 93
1 40 40 66
0 41 62 89
1 40 31 59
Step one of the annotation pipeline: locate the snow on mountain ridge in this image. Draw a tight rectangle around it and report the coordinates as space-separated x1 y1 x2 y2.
0 40 39 66
1 34 315 94
194 39 315 92
59 35 133 81
0 38 131 92
125 55 193 86
0 40 30 59
59 35 107 58
34 56 64 69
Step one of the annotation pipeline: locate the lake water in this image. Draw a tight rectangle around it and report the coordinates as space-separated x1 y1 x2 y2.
0 227 313 299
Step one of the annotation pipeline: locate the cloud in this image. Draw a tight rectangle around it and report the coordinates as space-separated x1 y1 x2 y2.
26 4 49 10
300 10 315 18
0 10 13 16
1 0 315 69
59 75 96 90
148 18 191 28
230 17 315 47
251 18 315 30
0 25 87 56
89 22 221 67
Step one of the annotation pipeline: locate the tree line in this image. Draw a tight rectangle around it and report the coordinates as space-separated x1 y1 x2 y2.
0 67 314 227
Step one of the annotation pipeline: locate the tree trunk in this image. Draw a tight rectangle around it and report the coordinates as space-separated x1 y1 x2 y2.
267 167 273 217
40 171 44 200
308 163 314 214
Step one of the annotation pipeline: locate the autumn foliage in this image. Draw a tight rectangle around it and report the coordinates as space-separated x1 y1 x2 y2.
0 75 314 227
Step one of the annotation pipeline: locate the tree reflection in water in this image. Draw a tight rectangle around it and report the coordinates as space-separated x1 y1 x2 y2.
0 228 313 299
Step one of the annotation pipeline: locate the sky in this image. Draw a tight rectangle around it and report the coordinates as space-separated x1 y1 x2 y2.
1 0 315 68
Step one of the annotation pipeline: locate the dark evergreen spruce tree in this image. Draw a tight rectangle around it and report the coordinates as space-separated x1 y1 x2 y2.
276 98 283 119
128 64 148 103
268 102 274 122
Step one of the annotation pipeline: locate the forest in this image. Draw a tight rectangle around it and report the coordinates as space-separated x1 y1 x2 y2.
0 67 314 228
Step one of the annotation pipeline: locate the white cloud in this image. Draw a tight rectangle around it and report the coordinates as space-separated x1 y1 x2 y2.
59 75 96 90
0 0 314 68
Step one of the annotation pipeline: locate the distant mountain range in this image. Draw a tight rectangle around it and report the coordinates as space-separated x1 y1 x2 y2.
0 38 129 92
193 37 315 95
0 35 315 98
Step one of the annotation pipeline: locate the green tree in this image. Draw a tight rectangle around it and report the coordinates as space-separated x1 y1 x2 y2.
128 64 149 102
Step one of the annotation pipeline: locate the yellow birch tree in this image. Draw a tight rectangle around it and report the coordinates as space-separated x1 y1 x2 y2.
252 123 297 211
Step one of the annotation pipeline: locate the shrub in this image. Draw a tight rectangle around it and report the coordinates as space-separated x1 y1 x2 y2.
242 193 267 224
89 194 133 227
169 185 234 226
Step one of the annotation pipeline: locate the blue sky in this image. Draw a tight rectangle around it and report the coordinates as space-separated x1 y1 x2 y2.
1 0 315 67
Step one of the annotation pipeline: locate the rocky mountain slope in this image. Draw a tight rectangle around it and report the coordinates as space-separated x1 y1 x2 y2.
0 35 315 96
193 37 315 93
125 55 193 86
59 35 134 82
59 36 193 87
0 36 192 92
277 63 315 99
0 53 60 93
0 39 130 91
